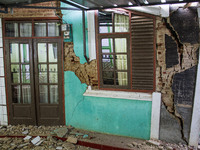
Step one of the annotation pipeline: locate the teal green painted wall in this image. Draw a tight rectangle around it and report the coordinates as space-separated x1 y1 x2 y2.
61 3 88 64
64 71 152 140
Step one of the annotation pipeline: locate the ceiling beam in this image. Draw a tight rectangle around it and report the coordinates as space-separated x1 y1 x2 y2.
86 0 199 10
7 0 55 7
60 0 87 10
9 5 81 10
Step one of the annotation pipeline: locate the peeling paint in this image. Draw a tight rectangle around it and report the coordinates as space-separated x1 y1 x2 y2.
156 17 199 143
64 42 98 87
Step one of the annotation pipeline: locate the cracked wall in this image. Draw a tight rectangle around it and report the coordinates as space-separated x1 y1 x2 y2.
157 6 199 144
64 42 98 87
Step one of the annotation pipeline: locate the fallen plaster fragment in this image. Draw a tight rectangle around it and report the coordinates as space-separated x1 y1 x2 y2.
31 136 41 145
83 134 89 138
56 146 63 150
22 130 29 135
67 136 78 144
23 135 32 140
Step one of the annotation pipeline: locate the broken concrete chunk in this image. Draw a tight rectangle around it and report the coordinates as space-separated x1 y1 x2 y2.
146 140 161 146
54 127 68 138
67 136 78 144
127 143 134 148
24 135 32 140
22 130 29 135
31 136 41 145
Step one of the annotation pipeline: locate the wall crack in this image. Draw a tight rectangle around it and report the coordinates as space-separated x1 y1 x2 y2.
156 17 199 144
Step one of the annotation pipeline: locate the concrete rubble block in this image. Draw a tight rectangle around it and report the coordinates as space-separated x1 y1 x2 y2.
24 135 32 141
146 140 161 146
53 127 69 138
67 136 78 144
31 136 43 146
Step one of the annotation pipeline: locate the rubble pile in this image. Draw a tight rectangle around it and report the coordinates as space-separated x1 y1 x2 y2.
0 125 198 150
0 125 92 150
127 139 197 150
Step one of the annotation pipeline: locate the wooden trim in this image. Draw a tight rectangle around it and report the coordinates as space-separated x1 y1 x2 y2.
153 17 156 91
129 11 133 91
3 17 60 21
2 19 10 124
99 87 153 93
61 38 66 125
4 37 63 40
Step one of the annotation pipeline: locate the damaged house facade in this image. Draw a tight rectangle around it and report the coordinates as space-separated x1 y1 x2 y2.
0 0 200 147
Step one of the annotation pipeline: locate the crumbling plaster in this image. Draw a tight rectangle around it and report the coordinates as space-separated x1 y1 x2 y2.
64 42 98 87
156 16 199 143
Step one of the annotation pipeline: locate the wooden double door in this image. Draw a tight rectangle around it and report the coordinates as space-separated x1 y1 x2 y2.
5 38 64 125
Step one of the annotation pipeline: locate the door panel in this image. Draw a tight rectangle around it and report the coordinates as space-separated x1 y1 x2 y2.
6 38 64 125
34 39 64 125
6 39 36 125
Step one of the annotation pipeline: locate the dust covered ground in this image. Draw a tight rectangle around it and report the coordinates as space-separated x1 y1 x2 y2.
0 125 197 150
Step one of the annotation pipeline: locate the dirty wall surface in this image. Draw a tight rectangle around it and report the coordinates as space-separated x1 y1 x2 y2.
157 6 199 144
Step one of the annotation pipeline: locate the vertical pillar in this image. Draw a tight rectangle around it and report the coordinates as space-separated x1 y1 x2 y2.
151 92 161 139
189 8 200 147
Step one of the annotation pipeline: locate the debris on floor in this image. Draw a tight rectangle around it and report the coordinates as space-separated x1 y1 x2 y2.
0 125 198 150
53 127 69 138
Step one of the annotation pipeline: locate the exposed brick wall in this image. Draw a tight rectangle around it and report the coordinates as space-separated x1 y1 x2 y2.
156 7 199 143
0 1 61 18
64 42 98 87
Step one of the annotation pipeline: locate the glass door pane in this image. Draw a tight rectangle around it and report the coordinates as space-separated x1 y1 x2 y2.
37 42 59 104
10 42 32 104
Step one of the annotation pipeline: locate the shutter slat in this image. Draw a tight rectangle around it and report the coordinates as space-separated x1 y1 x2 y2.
131 14 154 91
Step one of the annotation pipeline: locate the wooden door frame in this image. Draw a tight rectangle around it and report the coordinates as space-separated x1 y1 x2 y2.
5 39 37 125
34 38 64 125
3 18 65 125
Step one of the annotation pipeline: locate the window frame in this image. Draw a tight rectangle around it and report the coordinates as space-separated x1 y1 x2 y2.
96 10 156 92
99 33 131 89
4 17 62 39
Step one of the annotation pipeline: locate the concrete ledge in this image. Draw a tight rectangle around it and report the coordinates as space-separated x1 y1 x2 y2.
83 89 152 101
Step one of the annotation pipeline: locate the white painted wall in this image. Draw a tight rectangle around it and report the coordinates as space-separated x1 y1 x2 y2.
87 10 96 61
189 7 200 147
0 18 8 126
